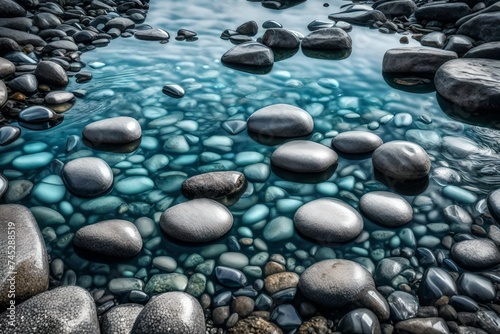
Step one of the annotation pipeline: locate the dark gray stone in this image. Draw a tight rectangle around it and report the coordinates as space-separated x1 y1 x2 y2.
374 257 410 286
0 27 46 47
338 308 381 334
62 157 113 198
215 266 248 288
464 41 500 60
236 20 258 36
162 84 184 98
160 198 233 243
421 32 447 49
382 47 457 74
449 295 479 312
0 17 32 31
0 204 48 311
101 303 143 334
332 130 383 154
360 191 413 227
34 61 68 87
132 292 205 333
444 35 473 56
301 28 352 51
298 259 375 309
435 58 500 111
374 0 417 19
3 179 31 202
307 19 334 31
0 0 26 18
83 116 142 144
221 41 274 67
416 3 471 23
33 12 61 29
0 80 6 106
181 171 246 205
388 291 418 322
294 198 363 243
105 17 135 32
372 140 431 180
419 267 457 306
74 219 142 258
476 310 500 334
451 238 500 270
134 28 170 41
395 317 450 334
18 105 56 123
45 91 74 104
0 286 99 333
328 10 387 26
261 28 300 49
457 273 496 303
271 140 338 173
247 104 313 138
270 304 302 331
7 73 37 95
487 188 500 222
457 12 500 42
0 37 20 55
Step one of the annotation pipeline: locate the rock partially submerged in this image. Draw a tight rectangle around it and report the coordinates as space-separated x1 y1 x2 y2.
382 47 457 74
221 41 274 69
328 9 387 26
247 104 313 137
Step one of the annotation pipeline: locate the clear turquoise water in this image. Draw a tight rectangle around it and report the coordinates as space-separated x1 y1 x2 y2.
3 0 499 304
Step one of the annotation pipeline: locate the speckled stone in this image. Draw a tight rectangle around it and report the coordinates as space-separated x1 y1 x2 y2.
359 191 413 227
229 316 283 334
181 171 246 205
160 198 233 243
0 286 99 333
265 272 300 294
73 219 142 258
394 317 450 334
0 204 48 311
132 292 205 333
272 140 338 173
62 157 113 198
247 104 314 138
332 131 383 154
101 303 143 334
451 238 500 270
294 198 363 243
83 116 142 144
298 259 375 309
372 141 431 180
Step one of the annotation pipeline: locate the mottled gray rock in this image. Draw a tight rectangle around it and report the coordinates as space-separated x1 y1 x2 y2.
451 238 500 270
229 316 283 334
62 157 113 198
301 28 352 51
332 131 382 154
360 191 413 227
83 116 142 144
271 140 338 173
415 3 471 23
372 141 431 180
0 0 26 18
160 198 233 243
476 310 500 334
338 308 381 334
34 61 68 87
328 10 387 26
181 171 246 205
457 12 500 42
464 41 500 60
101 304 143 334
247 104 314 138
7 73 37 95
299 259 378 309
395 317 450 334
221 42 274 67
373 0 417 19
132 292 205 333
435 58 500 111
294 198 363 243
382 47 457 74
134 28 170 41
0 57 14 78
0 27 46 47
74 219 142 258
0 286 99 333
261 28 300 49
0 204 48 311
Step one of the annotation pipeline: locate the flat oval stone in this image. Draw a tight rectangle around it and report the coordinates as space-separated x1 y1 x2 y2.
372 140 431 180
19 106 56 123
332 131 383 154
44 91 74 105
181 171 246 205
221 41 274 67
12 152 53 170
261 28 300 49
115 176 154 195
83 116 142 144
451 238 500 270
247 104 313 138
382 47 457 74
360 191 413 227
298 259 375 308
215 266 248 288
162 83 185 98
294 198 363 243
132 292 205 333
74 219 142 258
160 198 233 243
394 317 450 334
0 125 20 146
302 27 352 51
271 140 338 173
134 28 170 41
61 157 113 198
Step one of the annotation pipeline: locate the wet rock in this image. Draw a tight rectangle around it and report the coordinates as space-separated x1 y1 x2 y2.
271 140 338 173
307 19 334 31
298 259 375 309
101 303 143 334
487 188 500 222
62 157 113 198
387 291 419 321
298 316 328 334
373 0 417 19
160 198 233 243
457 13 500 42
181 171 246 205
83 116 141 145
360 191 413 227
457 273 496 303
132 292 205 333
0 0 26 18
34 61 68 87
0 204 48 311
144 273 188 294
247 104 313 137
476 310 500 334
374 257 410 286
332 131 382 154
261 28 300 49
0 57 14 78
421 32 447 49
338 308 381 334
435 58 500 111
7 73 37 95
383 47 457 74
44 91 74 105
301 28 352 51
18 105 58 124
464 41 500 60
231 296 255 317
294 198 363 243
105 17 135 32
419 267 458 306
215 266 248 288
451 238 500 270
74 219 142 258
444 35 473 56
372 141 431 180
415 3 471 23
162 83 185 98
0 27 46 47
221 41 274 67
395 317 450 334
264 272 299 294
33 12 61 29
236 20 258 36
328 10 387 26
0 37 19 55
134 28 170 40
229 316 283 334
0 80 6 106
0 286 99 332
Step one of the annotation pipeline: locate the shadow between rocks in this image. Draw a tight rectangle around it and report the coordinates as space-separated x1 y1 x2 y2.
248 130 312 146
374 168 429 196
82 137 142 153
383 72 436 94
271 163 337 184
272 48 299 62
301 48 352 60
73 245 141 264
221 62 273 74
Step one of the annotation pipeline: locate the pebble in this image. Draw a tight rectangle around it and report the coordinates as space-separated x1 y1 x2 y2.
338 308 381 334
451 238 500 270
61 157 113 198
332 131 383 154
83 116 142 145
360 191 413 227
272 140 338 173
247 104 313 138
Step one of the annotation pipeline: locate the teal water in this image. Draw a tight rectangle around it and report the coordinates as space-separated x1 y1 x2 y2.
3 0 499 308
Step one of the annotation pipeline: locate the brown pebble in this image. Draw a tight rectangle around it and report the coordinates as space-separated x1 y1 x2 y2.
435 295 449 307
251 311 270 320
231 296 255 318
264 272 299 294
471 224 487 237
399 36 409 44
239 237 253 246
264 261 285 276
